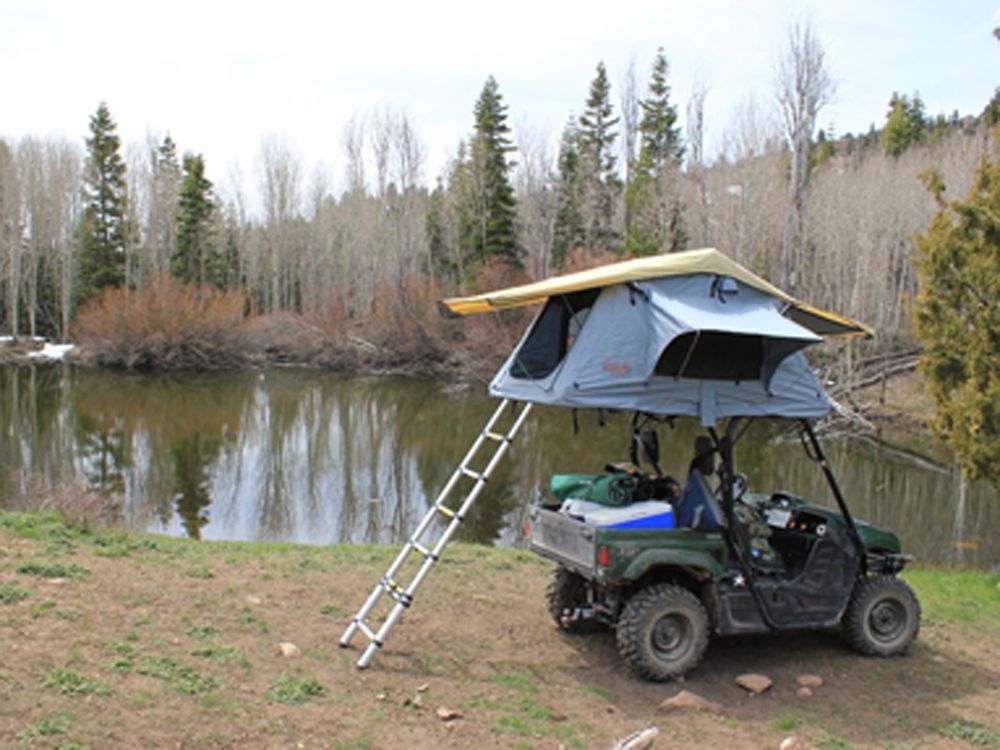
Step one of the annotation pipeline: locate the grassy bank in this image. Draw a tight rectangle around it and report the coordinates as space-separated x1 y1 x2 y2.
1 511 998 750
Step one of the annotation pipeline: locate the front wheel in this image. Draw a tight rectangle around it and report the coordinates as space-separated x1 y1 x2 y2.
843 575 920 657
615 583 709 681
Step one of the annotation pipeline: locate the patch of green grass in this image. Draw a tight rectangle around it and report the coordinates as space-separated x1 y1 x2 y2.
266 675 326 705
937 719 1000 747
28 599 57 619
17 561 92 580
135 656 218 695
191 645 240 661
476 670 584 745
41 667 113 697
319 603 347 617
818 737 855 750
235 607 268 633
0 583 30 605
184 565 214 579
774 714 798 731
16 710 76 740
906 570 1000 628
187 623 220 640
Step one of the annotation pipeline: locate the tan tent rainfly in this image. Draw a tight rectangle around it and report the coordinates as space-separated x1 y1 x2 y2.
440 247 873 339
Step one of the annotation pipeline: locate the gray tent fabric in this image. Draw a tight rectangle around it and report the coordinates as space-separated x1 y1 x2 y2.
489 273 830 425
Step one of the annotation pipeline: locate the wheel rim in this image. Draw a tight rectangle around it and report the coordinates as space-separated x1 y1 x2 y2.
651 613 691 661
869 598 906 642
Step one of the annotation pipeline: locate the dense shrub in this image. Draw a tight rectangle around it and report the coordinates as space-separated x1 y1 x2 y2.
73 277 250 370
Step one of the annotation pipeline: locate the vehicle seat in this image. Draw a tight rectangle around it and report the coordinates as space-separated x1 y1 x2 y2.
674 437 727 531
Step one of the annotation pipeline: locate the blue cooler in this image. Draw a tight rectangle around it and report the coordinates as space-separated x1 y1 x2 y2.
560 499 675 530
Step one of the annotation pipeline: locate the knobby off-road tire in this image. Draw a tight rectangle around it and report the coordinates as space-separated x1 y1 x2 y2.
615 582 709 681
843 574 921 657
546 566 602 633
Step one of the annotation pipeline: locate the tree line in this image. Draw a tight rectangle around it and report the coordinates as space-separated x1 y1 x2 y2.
1 23 997 355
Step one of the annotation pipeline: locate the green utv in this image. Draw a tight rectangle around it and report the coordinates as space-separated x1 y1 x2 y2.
527 418 919 680
341 248 920 679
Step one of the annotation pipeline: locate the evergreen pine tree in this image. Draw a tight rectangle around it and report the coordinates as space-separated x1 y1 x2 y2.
625 50 687 256
462 76 519 267
173 153 219 287
637 48 683 174
882 94 911 156
913 134 1000 488
552 119 585 269
77 102 128 303
578 62 620 249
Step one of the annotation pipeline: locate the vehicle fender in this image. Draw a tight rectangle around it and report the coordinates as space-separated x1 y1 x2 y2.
614 546 725 582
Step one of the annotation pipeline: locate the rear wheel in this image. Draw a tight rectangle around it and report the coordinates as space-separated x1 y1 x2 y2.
843 575 920 657
615 583 709 681
546 567 602 633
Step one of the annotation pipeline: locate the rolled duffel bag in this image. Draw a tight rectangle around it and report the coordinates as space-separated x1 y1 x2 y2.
549 473 639 507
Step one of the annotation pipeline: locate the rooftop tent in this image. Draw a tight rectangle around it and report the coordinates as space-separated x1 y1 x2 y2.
440 249 872 426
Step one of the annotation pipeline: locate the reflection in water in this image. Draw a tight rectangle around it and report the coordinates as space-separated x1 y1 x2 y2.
0 365 996 569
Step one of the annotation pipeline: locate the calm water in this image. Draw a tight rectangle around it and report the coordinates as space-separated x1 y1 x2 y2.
1 365 996 569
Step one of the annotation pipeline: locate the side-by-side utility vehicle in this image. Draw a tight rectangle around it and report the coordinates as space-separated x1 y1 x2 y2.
340 248 920 679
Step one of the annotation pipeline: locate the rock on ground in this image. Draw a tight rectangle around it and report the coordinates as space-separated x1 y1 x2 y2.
658 689 725 713
736 673 774 694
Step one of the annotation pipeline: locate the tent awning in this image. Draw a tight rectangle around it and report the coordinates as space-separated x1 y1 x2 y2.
440 247 873 339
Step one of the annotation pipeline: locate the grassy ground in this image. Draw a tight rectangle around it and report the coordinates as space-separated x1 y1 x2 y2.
1 511 998 750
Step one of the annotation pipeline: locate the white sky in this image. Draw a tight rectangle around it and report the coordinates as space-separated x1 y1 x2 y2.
2 0 999 203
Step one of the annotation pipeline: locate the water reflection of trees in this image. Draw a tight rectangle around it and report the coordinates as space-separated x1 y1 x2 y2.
1 366 996 566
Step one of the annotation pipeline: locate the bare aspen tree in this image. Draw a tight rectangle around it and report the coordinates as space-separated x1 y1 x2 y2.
619 58 640 238
0 139 23 336
342 114 367 194
142 133 182 282
258 134 302 312
514 119 557 278
390 111 428 298
685 82 710 246
17 138 44 337
775 19 834 291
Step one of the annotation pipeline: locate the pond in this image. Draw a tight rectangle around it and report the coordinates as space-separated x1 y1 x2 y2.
1 365 996 569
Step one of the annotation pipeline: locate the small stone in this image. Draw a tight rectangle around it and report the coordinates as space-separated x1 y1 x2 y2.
416 682 429 693
375 692 388 702
797 686 813 698
658 689 725 713
278 642 301 658
932 654 947 664
246 595 263 605
736 673 773 694
45 578 69 586
780 737 810 750
435 707 462 721
795 674 823 689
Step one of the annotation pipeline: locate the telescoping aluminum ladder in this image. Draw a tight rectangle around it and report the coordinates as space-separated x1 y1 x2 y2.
339 398 532 668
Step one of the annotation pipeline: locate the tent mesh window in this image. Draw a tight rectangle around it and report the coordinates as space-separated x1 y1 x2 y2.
655 331 765 381
510 289 600 379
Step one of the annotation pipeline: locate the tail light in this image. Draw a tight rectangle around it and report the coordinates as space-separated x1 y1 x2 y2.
597 545 610 568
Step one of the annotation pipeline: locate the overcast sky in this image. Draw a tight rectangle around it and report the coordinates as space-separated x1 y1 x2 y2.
3 0 998 202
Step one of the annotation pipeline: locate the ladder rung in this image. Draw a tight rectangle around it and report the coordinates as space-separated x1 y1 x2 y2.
411 541 438 561
380 577 413 607
460 466 487 483
435 504 457 520
356 619 377 641
484 430 511 444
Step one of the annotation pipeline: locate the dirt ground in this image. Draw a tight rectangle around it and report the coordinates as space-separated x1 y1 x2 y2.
1 515 998 750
